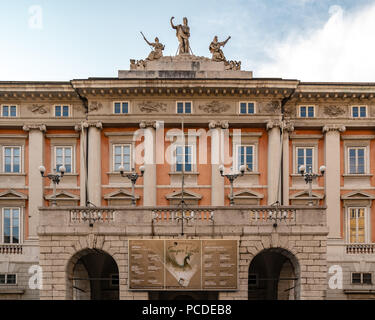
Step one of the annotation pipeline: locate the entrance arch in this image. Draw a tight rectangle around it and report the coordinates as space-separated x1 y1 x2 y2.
248 248 300 300
66 249 119 300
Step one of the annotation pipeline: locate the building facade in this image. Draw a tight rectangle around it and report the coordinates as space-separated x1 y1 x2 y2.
0 53 374 300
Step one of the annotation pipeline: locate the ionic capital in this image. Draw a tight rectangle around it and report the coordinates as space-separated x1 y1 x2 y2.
22 124 47 132
74 121 89 132
322 124 346 133
266 120 283 130
139 120 159 129
208 120 229 129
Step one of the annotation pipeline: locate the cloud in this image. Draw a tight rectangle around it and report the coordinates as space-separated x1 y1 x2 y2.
256 3 375 82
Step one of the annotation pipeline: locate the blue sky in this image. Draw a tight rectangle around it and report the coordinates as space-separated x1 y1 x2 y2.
0 0 375 81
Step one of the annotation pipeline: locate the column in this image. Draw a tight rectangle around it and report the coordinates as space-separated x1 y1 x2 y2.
75 122 88 206
282 122 294 205
209 121 227 206
23 124 46 240
87 122 102 206
267 121 282 205
323 124 345 239
140 121 156 206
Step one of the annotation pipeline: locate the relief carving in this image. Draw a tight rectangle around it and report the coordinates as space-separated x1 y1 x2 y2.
261 101 281 114
30 104 48 114
198 101 230 114
138 101 167 113
323 105 346 117
88 101 103 112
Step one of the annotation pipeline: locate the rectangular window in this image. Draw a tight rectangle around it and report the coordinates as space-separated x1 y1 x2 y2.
1 105 17 117
113 144 131 172
175 145 193 172
296 147 313 173
176 102 192 114
55 146 72 173
3 147 21 173
239 102 255 114
299 106 315 118
55 105 70 117
0 274 17 285
2 208 20 244
352 273 372 285
348 147 365 174
348 208 365 243
237 145 254 172
352 106 367 118
114 102 129 114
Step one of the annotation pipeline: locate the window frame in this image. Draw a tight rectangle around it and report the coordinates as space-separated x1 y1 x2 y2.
351 272 372 285
1 105 18 117
351 105 367 118
54 105 71 118
235 144 255 172
2 146 22 174
239 101 256 115
1 207 22 245
298 105 315 118
173 144 195 172
0 274 17 286
112 143 132 173
346 207 370 243
176 101 193 114
54 146 74 174
295 147 314 174
113 101 130 115
347 146 367 175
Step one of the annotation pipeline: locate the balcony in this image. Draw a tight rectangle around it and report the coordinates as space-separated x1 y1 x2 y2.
0 244 23 254
38 205 327 237
346 243 375 254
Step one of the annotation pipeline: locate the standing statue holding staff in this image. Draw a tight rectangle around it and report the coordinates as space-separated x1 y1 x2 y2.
140 32 165 61
209 35 231 62
170 16 191 55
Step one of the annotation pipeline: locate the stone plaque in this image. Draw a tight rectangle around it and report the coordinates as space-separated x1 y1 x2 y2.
128 239 238 290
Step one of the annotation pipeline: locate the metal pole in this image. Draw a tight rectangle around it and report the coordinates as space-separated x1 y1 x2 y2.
52 181 57 207
230 179 234 206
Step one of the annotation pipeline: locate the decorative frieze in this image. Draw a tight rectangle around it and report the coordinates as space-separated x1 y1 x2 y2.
198 101 230 114
88 101 103 112
30 104 48 114
138 101 167 113
323 105 346 117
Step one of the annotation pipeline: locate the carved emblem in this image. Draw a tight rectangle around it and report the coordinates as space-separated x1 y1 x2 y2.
30 104 48 114
88 101 103 112
323 105 346 117
138 101 167 113
262 101 281 114
199 101 230 114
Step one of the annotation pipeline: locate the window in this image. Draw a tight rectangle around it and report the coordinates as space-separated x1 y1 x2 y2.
0 274 17 285
55 147 72 173
352 273 372 285
54 105 70 117
239 102 255 114
352 106 367 118
348 208 366 243
348 147 365 174
299 106 315 118
237 145 254 172
3 147 21 173
2 208 20 244
176 102 192 114
1 105 17 117
296 147 313 173
175 145 193 172
114 102 129 114
113 144 131 172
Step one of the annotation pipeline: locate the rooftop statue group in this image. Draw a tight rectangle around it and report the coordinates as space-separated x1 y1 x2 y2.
130 17 241 71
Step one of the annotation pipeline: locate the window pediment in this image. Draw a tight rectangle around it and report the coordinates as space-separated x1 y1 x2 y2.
232 189 264 199
341 191 375 200
0 189 27 200
290 190 324 200
44 191 79 201
166 190 202 200
104 189 140 200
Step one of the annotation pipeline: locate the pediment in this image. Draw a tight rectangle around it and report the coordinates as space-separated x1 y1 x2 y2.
45 191 80 201
0 189 27 200
166 190 202 200
341 191 375 200
104 189 140 200
290 190 324 200
232 189 264 199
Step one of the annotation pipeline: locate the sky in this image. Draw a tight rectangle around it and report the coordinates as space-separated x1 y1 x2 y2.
0 0 375 82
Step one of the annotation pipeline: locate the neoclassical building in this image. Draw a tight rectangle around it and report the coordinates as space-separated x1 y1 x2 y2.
0 40 374 300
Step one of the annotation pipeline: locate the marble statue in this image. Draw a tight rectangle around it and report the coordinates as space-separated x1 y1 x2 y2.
170 16 191 54
209 36 231 62
141 32 165 61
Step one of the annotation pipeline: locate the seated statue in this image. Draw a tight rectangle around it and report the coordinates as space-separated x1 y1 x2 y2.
209 36 231 62
141 32 165 61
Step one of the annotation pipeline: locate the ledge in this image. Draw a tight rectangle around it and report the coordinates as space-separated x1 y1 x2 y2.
0 173 26 176
0 288 25 295
168 171 199 175
342 174 373 177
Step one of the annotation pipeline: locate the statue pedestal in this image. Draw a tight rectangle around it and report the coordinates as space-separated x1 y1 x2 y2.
120 55 252 79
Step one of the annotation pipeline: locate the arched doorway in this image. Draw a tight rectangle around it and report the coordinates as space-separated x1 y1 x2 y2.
149 291 219 300
67 249 119 300
248 248 300 300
